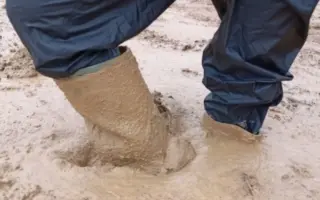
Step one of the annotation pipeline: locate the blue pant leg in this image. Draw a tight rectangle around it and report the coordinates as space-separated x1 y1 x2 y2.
203 0 318 133
5 0 175 78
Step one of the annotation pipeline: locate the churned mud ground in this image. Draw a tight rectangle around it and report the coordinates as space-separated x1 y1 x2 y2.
0 0 320 199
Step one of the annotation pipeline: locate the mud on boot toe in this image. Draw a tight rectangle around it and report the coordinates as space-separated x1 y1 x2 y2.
202 113 262 143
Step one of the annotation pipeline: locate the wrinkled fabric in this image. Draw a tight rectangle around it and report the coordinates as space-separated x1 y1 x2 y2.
6 0 175 78
203 0 319 133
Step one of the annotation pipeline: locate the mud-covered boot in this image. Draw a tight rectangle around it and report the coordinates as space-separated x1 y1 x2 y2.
54 46 196 174
202 113 262 143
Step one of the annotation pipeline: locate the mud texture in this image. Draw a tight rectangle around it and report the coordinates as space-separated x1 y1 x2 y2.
0 48 37 79
54 47 195 175
1 0 320 199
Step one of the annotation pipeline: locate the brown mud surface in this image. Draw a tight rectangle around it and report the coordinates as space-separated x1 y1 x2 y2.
0 0 320 199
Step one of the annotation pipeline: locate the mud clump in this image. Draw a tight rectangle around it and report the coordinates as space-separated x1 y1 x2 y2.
181 68 200 76
153 91 173 129
0 48 38 79
153 91 170 114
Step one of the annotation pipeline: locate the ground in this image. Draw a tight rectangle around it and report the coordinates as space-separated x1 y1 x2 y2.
0 0 320 200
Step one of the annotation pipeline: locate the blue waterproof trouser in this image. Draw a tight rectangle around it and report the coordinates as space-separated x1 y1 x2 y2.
204 0 318 133
6 0 319 134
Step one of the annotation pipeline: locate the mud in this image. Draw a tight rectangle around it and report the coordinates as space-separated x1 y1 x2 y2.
54 48 195 175
0 48 38 79
1 0 320 199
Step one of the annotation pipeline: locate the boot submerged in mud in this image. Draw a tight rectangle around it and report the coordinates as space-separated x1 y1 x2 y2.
202 113 262 143
54 46 196 174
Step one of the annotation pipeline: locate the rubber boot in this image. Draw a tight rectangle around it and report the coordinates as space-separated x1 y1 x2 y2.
202 113 262 143
54 47 196 174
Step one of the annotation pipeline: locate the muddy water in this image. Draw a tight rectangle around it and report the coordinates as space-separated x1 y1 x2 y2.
0 69 319 200
1 0 320 199
22 124 263 200
0 48 319 200
13 103 265 200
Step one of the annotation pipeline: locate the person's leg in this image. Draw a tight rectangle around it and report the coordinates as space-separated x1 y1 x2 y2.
211 0 227 19
6 0 195 174
203 0 318 135
54 47 196 174
5 0 176 78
